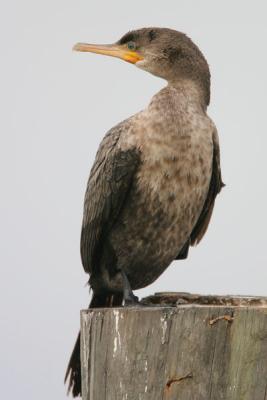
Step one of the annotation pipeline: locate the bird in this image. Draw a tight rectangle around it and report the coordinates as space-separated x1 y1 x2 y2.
65 27 224 397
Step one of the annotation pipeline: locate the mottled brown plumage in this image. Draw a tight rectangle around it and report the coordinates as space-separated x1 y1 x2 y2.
65 27 224 396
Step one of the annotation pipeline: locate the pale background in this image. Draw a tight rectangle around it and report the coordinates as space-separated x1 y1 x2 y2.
1 1 266 398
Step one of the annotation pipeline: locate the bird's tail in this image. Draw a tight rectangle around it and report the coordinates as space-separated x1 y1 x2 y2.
64 293 123 397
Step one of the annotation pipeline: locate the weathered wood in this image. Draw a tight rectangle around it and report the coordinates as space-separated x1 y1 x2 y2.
80 293 267 400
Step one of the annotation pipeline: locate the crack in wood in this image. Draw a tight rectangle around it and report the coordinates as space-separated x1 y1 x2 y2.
165 372 193 390
209 315 234 326
208 310 219 398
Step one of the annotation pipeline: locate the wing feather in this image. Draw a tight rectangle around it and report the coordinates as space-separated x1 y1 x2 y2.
80 121 140 273
190 127 224 246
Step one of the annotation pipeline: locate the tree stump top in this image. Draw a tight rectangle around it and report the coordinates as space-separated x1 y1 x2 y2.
140 292 267 308
81 292 267 400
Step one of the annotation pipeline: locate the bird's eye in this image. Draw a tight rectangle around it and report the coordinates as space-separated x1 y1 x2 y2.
127 41 136 51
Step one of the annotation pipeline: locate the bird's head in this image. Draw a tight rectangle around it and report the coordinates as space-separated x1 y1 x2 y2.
74 27 210 104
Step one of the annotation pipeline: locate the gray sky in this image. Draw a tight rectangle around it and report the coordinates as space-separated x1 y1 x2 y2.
1 1 267 398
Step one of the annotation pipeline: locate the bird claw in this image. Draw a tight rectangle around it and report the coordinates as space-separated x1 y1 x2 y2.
123 294 140 307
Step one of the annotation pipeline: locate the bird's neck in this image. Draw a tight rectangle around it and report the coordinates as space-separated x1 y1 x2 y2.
145 80 209 132
167 79 209 112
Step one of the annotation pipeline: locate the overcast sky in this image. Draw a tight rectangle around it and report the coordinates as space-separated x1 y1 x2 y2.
1 1 267 399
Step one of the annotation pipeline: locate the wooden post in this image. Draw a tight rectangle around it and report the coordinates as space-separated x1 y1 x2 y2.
80 292 267 400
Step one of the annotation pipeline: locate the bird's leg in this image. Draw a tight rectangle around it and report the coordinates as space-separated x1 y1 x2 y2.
119 268 139 306
118 269 173 308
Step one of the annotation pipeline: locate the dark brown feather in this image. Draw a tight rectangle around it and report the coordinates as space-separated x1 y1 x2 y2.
80 121 140 274
175 239 190 260
190 129 224 245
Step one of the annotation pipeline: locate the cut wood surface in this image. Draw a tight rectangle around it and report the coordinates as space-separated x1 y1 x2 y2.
80 292 267 400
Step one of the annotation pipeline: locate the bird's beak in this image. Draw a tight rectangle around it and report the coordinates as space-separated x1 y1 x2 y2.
73 43 143 64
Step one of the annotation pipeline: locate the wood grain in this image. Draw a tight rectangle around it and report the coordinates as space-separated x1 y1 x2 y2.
80 293 267 400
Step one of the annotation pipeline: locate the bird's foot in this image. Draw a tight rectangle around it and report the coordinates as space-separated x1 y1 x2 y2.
123 293 140 307
119 267 140 307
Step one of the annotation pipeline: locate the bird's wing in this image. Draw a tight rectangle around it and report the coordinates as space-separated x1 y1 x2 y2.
80 121 140 274
175 127 224 259
190 127 224 245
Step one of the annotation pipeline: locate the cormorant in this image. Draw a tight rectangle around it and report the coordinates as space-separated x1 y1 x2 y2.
65 27 224 397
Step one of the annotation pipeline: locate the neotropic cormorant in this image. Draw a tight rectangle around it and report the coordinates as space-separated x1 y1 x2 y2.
65 27 224 397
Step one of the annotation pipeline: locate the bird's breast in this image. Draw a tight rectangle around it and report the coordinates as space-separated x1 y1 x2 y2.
112 110 214 288
136 115 213 209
